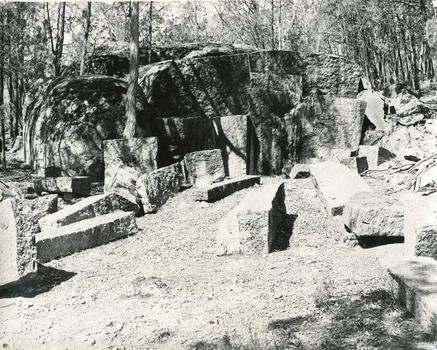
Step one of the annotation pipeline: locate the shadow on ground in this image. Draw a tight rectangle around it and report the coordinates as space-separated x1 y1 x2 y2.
0 264 76 298
272 214 298 252
188 290 435 350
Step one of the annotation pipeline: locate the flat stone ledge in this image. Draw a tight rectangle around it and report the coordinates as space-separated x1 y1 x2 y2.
39 192 139 231
36 211 137 263
34 176 91 196
216 182 286 255
191 175 260 202
381 256 437 335
309 161 372 216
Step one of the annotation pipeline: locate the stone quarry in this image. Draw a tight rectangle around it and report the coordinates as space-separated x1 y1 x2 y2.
2 46 437 344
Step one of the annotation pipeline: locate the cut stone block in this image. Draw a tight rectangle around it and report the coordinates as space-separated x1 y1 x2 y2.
309 161 372 216
358 145 395 170
414 164 437 192
215 115 248 177
343 192 404 237
400 193 437 259
381 256 437 335
192 175 260 202
357 90 387 131
0 195 58 286
184 149 226 188
39 192 139 231
136 162 184 213
103 137 158 202
36 211 137 263
289 164 310 179
217 182 286 255
34 176 91 196
340 156 368 174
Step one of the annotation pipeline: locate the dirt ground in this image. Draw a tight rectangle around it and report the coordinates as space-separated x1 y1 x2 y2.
0 150 436 349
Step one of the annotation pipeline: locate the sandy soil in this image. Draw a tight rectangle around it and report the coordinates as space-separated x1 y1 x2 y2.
0 153 435 349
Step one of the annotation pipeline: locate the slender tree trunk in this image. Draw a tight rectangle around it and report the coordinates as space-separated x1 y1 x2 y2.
79 2 92 76
0 3 5 171
270 0 275 50
148 1 152 64
55 2 66 76
124 1 139 139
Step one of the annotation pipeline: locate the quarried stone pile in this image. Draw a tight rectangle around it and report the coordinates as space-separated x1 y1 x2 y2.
34 176 91 197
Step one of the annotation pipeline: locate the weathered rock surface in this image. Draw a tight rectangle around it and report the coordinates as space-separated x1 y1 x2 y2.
37 211 137 263
340 156 368 174
184 149 226 187
103 137 158 202
39 192 139 231
191 175 260 202
389 90 428 117
381 256 437 334
34 176 91 196
357 90 387 131
136 162 184 213
303 54 364 97
358 145 395 170
297 95 366 161
214 115 248 177
309 161 372 216
216 183 286 255
24 76 153 181
398 113 424 126
414 164 437 192
343 192 404 237
0 195 58 286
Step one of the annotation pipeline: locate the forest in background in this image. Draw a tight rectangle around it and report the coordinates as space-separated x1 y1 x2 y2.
0 0 434 145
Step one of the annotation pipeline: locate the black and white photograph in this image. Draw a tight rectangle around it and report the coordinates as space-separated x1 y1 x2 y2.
1 0 437 348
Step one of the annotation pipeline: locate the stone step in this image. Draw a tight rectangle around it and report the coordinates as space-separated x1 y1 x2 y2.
36 211 137 263
191 175 260 202
381 256 437 335
33 176 91 196
309 161 372 216
39 192 139 231
216 182 287 255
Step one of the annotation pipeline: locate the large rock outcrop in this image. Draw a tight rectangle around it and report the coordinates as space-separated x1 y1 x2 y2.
24 76 153 181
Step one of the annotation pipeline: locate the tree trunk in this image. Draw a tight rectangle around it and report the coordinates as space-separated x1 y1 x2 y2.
55 2 66 76
0 2 5 171
148 1 152 64
79 2 92 76
124 1 139 139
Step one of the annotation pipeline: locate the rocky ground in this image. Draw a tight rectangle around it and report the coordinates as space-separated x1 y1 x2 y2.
0 151 436 349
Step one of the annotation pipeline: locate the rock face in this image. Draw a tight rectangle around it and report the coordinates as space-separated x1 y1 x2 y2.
184 149 226 187
297 96 366 160
103 137 158 203
340 156 368 174
24 76 153 181
343 192 404 237
136 162 184 213
140 50 363 175
309 162 372 216
216 183 286 255
0 196 58 286
214 115 248 177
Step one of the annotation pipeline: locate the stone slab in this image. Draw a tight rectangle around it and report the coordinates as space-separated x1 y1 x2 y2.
215 115 248 177
39 192 139 231
381 256 437 335
400 193 437 259
309 161 373 216
216 182 286 255
289 164 311 179
34 176 91 196
184 149 226 188
192 175 260 202
136 162 183 213
343 192 404 237
340 156 368 174
358 145 395 170
414 164 437 192
36 211 137 263
0 195 58 286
